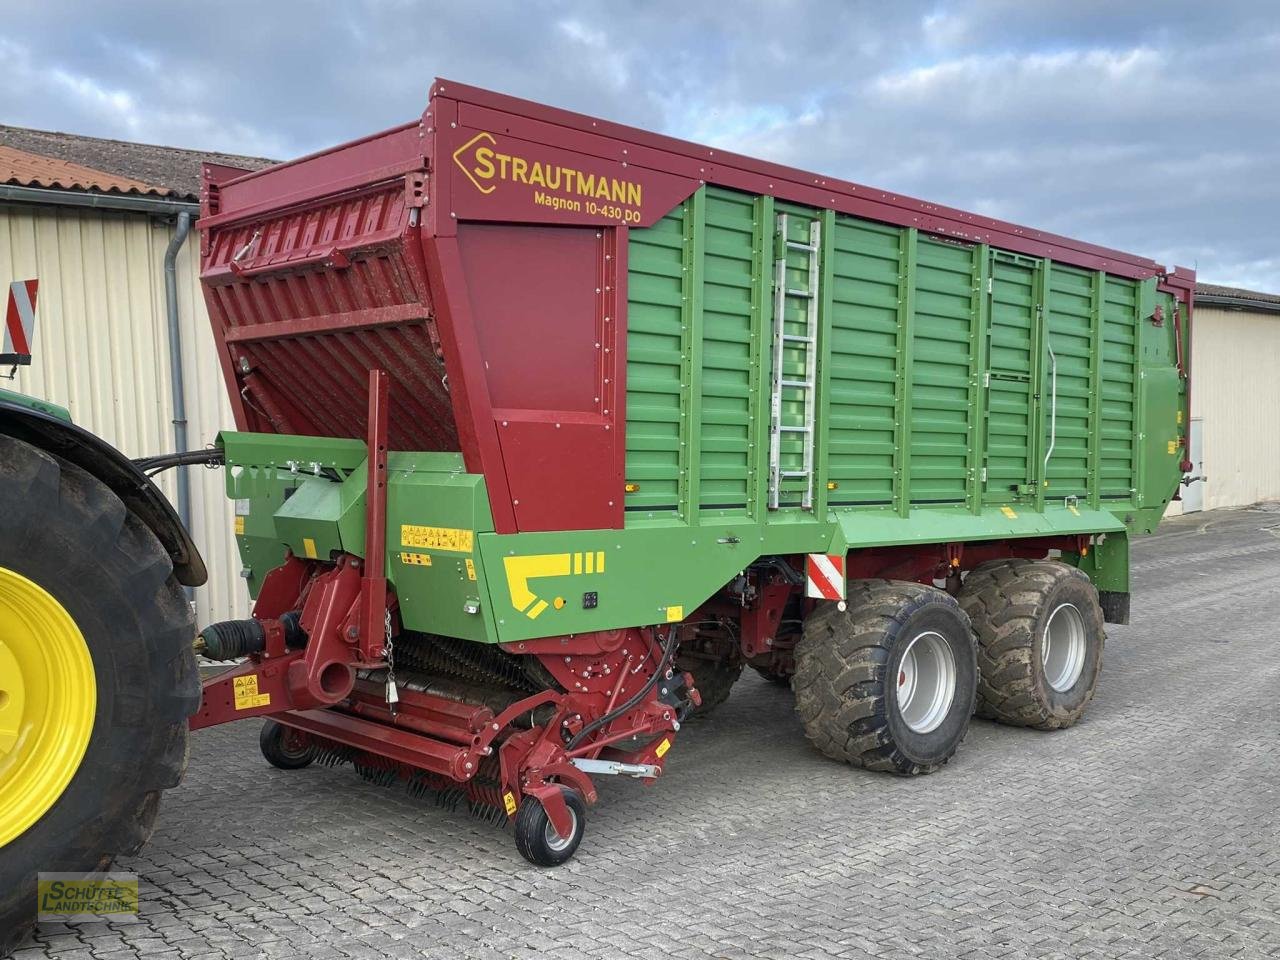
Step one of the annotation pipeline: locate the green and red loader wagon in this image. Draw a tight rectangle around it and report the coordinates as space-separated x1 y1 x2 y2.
0 79 1192 948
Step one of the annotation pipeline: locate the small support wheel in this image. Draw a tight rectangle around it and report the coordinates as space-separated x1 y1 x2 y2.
514 786 586 867
259 719 317 770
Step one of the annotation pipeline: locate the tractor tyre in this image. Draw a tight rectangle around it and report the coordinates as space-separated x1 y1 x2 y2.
0 436 199 955
959 559 1105 730
793 580 977 775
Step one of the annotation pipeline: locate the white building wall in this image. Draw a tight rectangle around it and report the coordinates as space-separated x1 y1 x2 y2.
1188 305 1280 510
1 201 251 623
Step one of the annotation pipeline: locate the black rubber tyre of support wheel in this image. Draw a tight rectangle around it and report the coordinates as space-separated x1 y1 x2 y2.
676 655 743 718
514 787 586 867
958 559 1105 730
0 436 200 957
259 719 318 770
749 665 792 687
792 580 978 776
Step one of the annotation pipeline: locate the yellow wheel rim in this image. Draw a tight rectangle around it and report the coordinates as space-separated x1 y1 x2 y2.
0 567 96 847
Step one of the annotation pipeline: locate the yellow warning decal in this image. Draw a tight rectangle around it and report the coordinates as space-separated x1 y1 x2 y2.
233 675 271 710
1177 410 1184 425
1167 439 1177 455
400 552 432 567
666 605 684 623
234 515 245 536
1000 506 1018 519
655 738 671 758
401 525 474 552
302 537 318 559
503 791 517 816
465 558 477 581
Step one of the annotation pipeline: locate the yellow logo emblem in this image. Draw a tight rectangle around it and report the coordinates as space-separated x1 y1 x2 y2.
504 551 605 619
452 132 498 195
451 130 644 216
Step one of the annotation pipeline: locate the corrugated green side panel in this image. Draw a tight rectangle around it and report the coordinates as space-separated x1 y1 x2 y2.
826 217 900 506
1100 277 1138 501
625 186 766 523
624 184 1180 538
1044 264 1095 499
910 238 976 506
986 253 1039 502
624 202 685 517
699 188 757 514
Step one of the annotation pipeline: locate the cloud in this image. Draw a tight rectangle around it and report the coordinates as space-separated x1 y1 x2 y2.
0 0 1276 288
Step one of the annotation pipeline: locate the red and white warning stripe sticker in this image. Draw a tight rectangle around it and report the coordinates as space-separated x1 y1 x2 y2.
805 553 845 601
3 279 38 358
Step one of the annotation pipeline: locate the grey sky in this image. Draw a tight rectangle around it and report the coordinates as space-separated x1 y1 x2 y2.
2 0 1275 289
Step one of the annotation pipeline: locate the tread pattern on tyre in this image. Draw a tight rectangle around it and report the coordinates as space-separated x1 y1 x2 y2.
792 580 975 776
677 655 743 717
0 437 199 956
958 558 1104 730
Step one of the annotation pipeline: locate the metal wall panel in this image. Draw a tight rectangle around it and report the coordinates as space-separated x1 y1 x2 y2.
1 202 250 624
625 187 1188 533
1188 306 1280 510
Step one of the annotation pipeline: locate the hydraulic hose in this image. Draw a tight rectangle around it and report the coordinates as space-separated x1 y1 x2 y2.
566 626 680 752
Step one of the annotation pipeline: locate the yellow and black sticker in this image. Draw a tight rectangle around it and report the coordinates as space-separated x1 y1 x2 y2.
465 558 477 581
1001 506 1018 519
401 524 474 553
401 551 432 567
503 791 517 816
233 675 271 710
1167 439 1177 455
302 537 318 560
655 738 671 758
234 516 245 536
665 605 684 623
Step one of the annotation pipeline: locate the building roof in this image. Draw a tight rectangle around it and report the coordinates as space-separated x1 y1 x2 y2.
0 143 173 197
1196 282 1280 314
0 124 274 202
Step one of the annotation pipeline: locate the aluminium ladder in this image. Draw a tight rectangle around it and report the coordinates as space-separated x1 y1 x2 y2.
768 213 821 510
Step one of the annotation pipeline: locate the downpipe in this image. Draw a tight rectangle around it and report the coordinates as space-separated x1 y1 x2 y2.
163 211 194 594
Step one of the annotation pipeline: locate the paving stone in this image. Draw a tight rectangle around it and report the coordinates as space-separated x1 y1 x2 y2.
15 508 1280 959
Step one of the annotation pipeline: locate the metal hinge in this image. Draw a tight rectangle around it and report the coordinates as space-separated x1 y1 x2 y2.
980 466 987 482
987 277 993 294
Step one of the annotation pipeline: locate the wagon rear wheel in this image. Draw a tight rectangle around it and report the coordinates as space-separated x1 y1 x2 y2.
959 559 1105 730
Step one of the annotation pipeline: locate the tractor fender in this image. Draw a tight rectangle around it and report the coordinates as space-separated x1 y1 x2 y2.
0 397 207 587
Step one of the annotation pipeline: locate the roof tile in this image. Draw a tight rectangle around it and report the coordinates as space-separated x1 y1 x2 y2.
0 143 170 197
0 125 274 201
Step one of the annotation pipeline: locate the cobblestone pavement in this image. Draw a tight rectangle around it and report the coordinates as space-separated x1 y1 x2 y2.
15 506 1280 959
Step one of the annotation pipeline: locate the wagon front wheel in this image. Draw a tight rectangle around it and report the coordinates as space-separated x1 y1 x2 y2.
793 580 978 775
